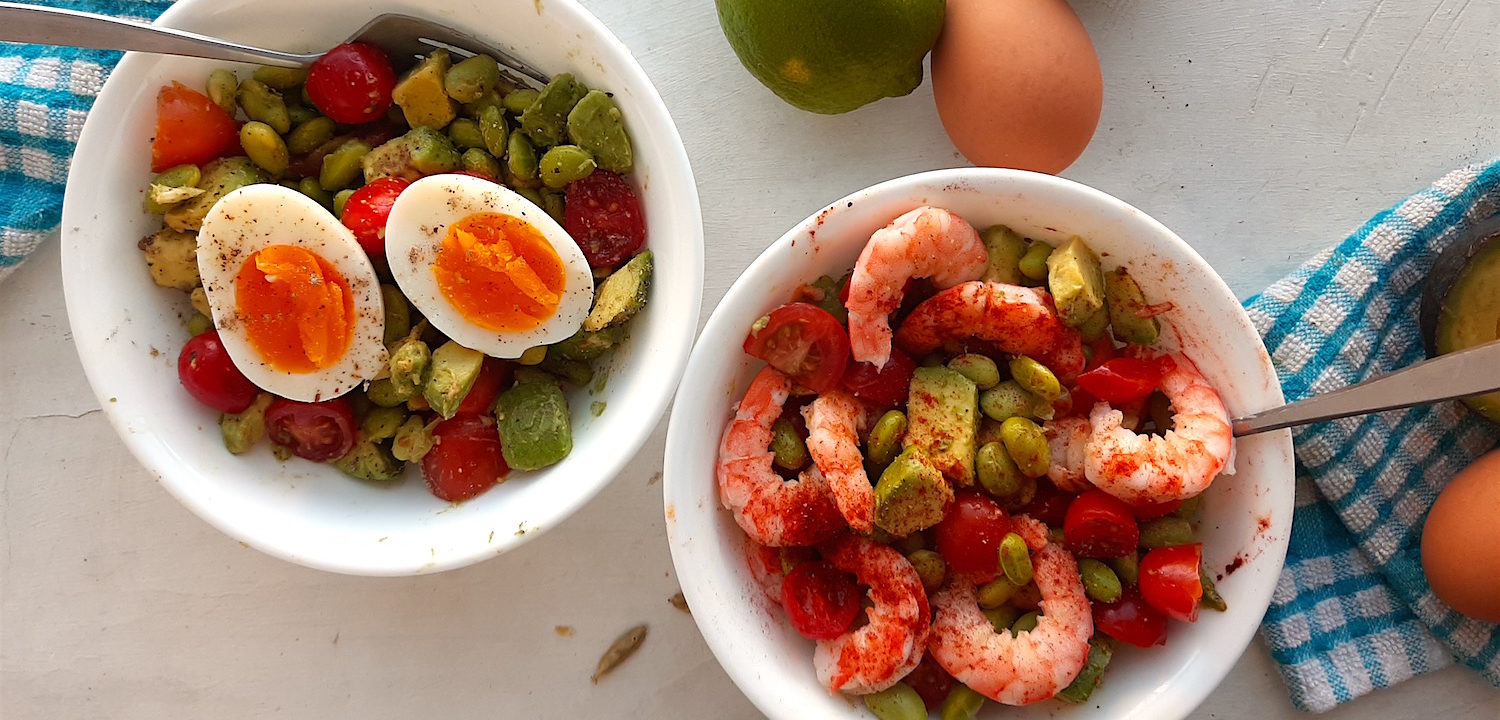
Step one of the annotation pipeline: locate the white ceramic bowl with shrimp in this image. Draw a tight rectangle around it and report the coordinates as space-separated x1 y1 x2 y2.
60 0 703 575
664 169 1294 719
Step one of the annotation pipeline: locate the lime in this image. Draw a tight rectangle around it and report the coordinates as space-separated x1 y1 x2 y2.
716 0 946 115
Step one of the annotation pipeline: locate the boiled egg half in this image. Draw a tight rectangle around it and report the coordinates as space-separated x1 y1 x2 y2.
197 184 387 402
384 174 593 358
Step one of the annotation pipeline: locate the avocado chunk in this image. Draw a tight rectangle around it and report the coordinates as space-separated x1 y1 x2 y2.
1104 267 1161 345
549 325 624 361
1434 234 1500 422
219 393 273 455
334 439 404 483
1046 236 1106 328
423 340 485 419
164 157 267 232
903 366 980 486
566 89 633 173
1055 638 1113 703
873 448 954 537
520 73 589 147
584 250 652 331
392 48 459 129
980 225 1029 284
495 380 573 470
138 228 201 290
362 127 461 182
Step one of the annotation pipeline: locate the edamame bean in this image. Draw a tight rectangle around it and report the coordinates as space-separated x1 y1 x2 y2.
894 531 927 554
205 69 239 115
333 189 354 218
479 104 509 157
1010 611 1040 634
539 144 596 189
462 90 504 119
506 131 539 183
1109 552 1140 585
517 346 548 366
976 442 1024 500
461 148 502 179
1005 474 1038 511
448 118 486 149
1139 517 1195 548
444 54 501 103
502 88 540 114
907 549 946 592
1018 241 1053 281
252 65 306 90
948 354 1000 389
1201 568 1228 611
998 532 1033 586
1078 558 1122 602
286 104 319 126
515 186 545 208
864 683 926 720
1174 494 1203 519
187 313 213 336
380 284 410 345
976 577 1018 609
236 79 290 134
999 417 1049 478
238 121 289 176
319 139 371 191
867 410 907 467
361 406 406 442
565 89 633 173
939 684 986 720
366 378 407 407
286 116 336 156
296 177 332 209
542 191 565 224
1009 356 1061 401
982 606 1022 634
770 418 809 470
980 380 1038 422
144 164 204 213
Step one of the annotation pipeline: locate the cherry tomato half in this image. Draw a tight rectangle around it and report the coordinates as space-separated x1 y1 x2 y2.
305 42 396 124
151 82 239 172
340 177 410 258
841 348 916 408
1017 480 1074 527
1093 587 1169 648
1076 357 1163 404
743 303 851 394
904 654 955 711
781 560 862 640
1139 543 1204 623
265 397 357 462
177 331 259 414
563 170 646 269
1064 490 1141 558
454 357 513 417
934 493 1012 583
422 415 509 502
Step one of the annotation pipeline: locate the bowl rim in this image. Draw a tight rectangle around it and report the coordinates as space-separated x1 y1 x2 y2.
59 0 704 575
663 167 1293 719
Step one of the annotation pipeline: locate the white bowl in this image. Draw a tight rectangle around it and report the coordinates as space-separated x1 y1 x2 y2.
664 169 1294 719
61 0 702 575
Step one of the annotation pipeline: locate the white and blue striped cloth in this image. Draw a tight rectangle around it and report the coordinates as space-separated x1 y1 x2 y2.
0 0 172 283
1246 161 1500 711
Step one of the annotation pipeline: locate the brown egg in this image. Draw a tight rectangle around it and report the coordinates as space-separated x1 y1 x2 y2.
931 0 1103 174
1421 449 1500 623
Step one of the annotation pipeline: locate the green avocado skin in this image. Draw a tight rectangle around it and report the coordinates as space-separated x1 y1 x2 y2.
1436 237 1500 422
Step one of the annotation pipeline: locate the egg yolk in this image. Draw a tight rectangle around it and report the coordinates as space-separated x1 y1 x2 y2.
431 212 565 331
234 244 355 373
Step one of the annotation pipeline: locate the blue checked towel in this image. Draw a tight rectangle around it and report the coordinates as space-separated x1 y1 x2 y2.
0 0 173 283
1245 161 1500 711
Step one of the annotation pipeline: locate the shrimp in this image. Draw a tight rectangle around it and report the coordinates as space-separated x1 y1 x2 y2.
894 281 1086 380
803 390 875 533
1044 416 1092 493
814 535 931 695
928 516 1093 705
718 367 847 547
1084 352 1234 504
845 206 989 369
744 541 815 606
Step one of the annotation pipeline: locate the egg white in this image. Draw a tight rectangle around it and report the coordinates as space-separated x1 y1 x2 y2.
384 174 594 359
196 184 387 402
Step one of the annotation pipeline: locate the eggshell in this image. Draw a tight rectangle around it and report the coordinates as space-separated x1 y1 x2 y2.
931 0 1103 174
1421 449 1500 623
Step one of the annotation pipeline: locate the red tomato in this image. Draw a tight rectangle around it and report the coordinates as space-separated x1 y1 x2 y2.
1017 480 1074 526
840 348 916 408
265 397 357 462
1093 587 1169 648
743 303 851 394
1064 490 1141 558
934 493 1012 582
340 177 410 258
1076 357 1163 404
177 331 259 414
780 560 862 640
1130 498 1184 521
563 170 646 269
454 357 512 417
1139 544 1204 623
305 42 396 124
904 654 955 711
151 82 239 172
1086 336 1118 372
422 415 509 502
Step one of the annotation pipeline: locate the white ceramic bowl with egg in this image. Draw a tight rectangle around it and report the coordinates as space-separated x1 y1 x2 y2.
663 169 1294 719
61 0 702 575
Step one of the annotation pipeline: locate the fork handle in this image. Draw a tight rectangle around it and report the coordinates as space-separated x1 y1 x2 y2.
0 2 314 67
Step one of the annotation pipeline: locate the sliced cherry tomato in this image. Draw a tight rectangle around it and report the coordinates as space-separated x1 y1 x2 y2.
1017 480 1074 527
454 357 512 417
151 82 240 172
743 303 851 394
177 331 259 413
1064 490 1141 558
1130 498 1184 521
422 415 509 502
933 493 1012 583
1139 543 1204 623
305 42 396 124
264 397 357 462
563 170 646 269
1076 357 1163 404
904 653 955 711
781 560 862 640
840 348 916 408
1086 336 1119 372
340 177 410 258
1093 587 1169 648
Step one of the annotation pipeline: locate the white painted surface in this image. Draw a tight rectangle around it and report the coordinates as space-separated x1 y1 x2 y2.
2 0 1498 717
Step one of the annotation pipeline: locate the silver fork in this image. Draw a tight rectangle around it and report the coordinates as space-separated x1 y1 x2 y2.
0 2 548 84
